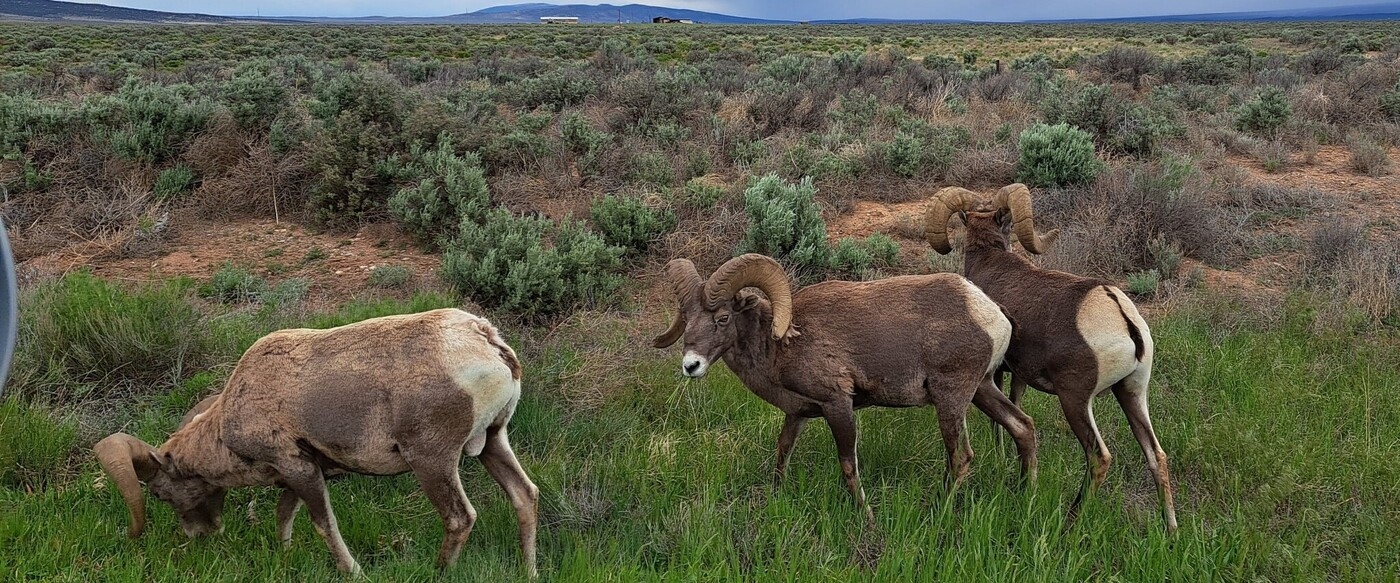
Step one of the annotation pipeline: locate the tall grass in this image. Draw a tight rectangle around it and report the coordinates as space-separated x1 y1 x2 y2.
1 292 1397 581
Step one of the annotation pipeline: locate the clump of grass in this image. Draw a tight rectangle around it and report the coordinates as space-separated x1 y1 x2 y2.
0 399 77 490
1345 131 1390 176
12 272 208 402
367 265 413 288
201 263 268 304
303 247 327 263
1126 269 1161 296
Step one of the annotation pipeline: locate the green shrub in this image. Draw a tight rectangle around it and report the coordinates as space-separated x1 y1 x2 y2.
152 165 196 202
831 237 873 277
0 399 77 490
738 174 830 278
1016 123 1101 188
367 265 414 288
14 273 207 401
862 233 900 268
1126 269 1161 296
589 194 677 255
1043 83 1178 157
223 60 287 130
308 112 413 226
441 208 625 318
681 177 726 207
1381 83 1400 121
1235 88 1291 138
626 150 674 188
883 132 923 178
87 79 213 163
388 136 491 245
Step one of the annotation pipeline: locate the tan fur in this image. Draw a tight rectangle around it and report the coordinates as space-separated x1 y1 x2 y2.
94 309 540 577
1075 287 1145 393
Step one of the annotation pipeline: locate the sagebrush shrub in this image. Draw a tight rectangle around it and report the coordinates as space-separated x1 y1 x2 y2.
441 208 625 318
1345 131 1391 176
589 194 677 255
367 265 414 288
388 136 491 244
738 174 830 279
1235 88 1292 137
153 165 196 201
1016 123 1101 188
223 60 287 130
87 79 213 163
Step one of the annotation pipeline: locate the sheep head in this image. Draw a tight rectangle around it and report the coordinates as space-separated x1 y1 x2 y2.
95 432 227 540
925 184 1059 254
653 253 794 378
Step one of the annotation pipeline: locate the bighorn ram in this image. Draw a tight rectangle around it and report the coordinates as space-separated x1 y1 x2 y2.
926 183 1178 532
653 253 1038 520
94 309 540 577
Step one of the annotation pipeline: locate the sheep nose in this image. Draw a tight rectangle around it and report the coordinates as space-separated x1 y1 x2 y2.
684 360 702 375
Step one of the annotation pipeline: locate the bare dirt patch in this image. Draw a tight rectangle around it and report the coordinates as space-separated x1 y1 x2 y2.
20 218 444 306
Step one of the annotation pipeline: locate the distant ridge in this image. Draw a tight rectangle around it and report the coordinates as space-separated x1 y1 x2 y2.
0 0 280 23
3 0 1398 25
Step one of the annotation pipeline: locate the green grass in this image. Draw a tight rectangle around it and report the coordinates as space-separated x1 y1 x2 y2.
2 295 1398 581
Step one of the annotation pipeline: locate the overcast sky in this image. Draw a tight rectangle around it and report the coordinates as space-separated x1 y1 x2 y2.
64 0 1352 21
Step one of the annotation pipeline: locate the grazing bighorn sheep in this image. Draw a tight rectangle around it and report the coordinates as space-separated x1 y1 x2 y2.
653 253 1038 521
926 183 1178 532
94 309 540 577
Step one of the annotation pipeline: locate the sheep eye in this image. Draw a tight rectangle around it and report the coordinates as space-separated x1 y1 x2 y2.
715 314 730 326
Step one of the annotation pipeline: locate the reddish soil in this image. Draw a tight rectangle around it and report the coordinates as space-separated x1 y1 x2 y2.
21 218 443 305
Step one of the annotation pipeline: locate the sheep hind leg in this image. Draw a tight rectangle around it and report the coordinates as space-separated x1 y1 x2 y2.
972 377 1038 484
1060 395 1111 527
281 465 360 575
479 425 540 579
1112 381 1178 534
275 489 301 547
404 447 478 570
822 402 874 525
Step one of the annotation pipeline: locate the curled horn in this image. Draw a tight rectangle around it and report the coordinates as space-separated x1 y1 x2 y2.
703 254 794 340
94 433 162 538
652 259 704 349
991 183 1059 254
924 187 983 255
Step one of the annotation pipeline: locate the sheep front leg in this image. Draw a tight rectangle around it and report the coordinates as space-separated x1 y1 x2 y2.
972 377 1038 484
479 426 540 579
773 413 809 487
281 465 360 575
823 403 874 525
275 489 301 547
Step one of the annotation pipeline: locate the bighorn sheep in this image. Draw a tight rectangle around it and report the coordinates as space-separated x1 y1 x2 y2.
94 309 540 577
653 253 1038 521
926 183 1178 532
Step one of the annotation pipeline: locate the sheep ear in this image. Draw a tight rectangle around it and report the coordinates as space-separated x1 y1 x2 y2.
151 451 176 476
957 210 967 224
734 291 762 312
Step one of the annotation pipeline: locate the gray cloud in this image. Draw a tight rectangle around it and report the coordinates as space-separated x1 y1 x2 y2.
64 0 1349 20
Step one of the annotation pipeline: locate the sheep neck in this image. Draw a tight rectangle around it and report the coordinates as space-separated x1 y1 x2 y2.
721 309 785 397
161 406 267 488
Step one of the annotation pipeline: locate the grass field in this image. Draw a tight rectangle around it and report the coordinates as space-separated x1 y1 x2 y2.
3 295 1398 581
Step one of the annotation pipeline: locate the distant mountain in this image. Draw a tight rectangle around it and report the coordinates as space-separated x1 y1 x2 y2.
299 3 787 24
0 0 275 23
